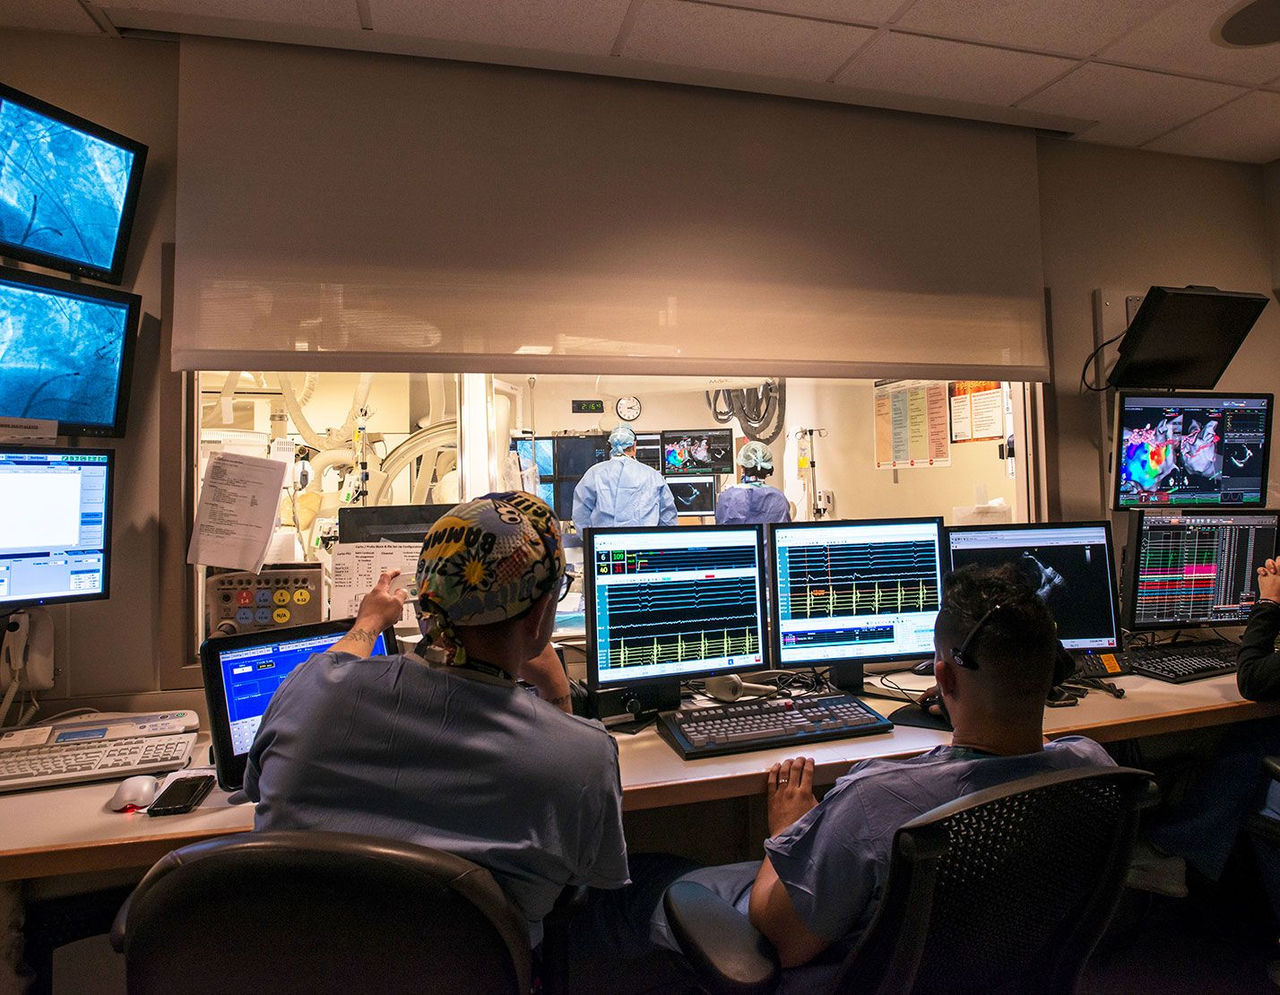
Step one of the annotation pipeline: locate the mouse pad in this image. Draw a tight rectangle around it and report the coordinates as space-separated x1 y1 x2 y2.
888 703 953 732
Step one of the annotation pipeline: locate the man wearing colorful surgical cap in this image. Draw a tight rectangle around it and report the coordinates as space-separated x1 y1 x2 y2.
246 492 628 947
715 440 791 525
572 423 677 533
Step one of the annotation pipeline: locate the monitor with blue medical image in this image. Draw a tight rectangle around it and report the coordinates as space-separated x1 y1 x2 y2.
0 82 148 284
0 266 139 437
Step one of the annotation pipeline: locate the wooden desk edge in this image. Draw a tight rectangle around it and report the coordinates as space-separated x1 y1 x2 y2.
0 826 248 882
1047 697 1280 744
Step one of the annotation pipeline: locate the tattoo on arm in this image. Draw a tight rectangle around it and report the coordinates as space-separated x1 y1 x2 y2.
346 628 378 646
545 693 571 707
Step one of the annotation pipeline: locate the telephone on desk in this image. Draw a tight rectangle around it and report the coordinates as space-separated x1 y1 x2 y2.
0 711 199 793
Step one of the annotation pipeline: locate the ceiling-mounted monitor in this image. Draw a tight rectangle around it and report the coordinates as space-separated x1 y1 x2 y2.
0 265 139 437
0 82 148 285
1107 285 1269 390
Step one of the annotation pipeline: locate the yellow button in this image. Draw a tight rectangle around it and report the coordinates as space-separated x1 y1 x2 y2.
273 589 291 606
292 588 311 605
273 607 291 624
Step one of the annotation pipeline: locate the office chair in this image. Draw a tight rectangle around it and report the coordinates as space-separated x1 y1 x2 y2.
109 830 533 995
663 765 1156 995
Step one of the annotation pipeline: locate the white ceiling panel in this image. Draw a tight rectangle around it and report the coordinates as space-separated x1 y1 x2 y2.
1143 89 1280 162
1101 0 1280 86
106 0 360 30
701 0 906 25
1018 63 1244 147
894 0 1176 58
373 0 632 55
835 31 1077 106
0 0 100 33
622 0 875 81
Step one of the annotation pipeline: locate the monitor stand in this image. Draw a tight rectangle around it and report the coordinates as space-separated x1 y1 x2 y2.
592 679 682 734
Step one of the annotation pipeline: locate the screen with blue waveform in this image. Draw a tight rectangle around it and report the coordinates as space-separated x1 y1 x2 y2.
1125 510 1279 630
771 518 943 666
587 525 766 687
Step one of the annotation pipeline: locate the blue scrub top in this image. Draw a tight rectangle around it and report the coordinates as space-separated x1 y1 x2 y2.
572 455 677 531
715 481 791 525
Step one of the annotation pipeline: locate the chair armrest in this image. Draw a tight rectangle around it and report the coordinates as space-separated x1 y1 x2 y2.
108 893 131 953
1264 757 1280 784
662 881 780 995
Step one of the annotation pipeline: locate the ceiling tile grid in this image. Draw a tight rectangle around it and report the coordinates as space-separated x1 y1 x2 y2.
622 0 876 81
1 0 100 33
1142 88 1280 163
834 30 1078 106
373 0 633 55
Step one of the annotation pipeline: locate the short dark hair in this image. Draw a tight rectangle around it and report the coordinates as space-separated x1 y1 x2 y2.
936 564 1057 697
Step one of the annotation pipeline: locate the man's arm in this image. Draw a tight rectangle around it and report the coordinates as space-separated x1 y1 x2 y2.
329 569 408 658
1239 562 1280 701
518 642 573 713
747 757 829 967
658 482 678 526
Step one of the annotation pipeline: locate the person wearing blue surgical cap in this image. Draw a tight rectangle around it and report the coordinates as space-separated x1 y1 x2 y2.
716 441 791 525
572 424 677 532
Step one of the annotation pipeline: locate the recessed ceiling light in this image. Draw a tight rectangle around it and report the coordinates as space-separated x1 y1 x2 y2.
1215 0 1280 47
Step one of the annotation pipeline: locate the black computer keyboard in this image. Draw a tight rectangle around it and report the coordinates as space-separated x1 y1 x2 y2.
1124 640 1239 684
656 694 893 760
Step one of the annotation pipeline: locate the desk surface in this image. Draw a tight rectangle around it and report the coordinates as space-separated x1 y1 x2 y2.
2 673 1278 882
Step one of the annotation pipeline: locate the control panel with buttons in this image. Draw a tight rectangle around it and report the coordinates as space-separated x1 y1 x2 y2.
204 563 323 637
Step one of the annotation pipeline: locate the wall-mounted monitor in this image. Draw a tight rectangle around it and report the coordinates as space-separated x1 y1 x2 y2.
660 428 734 476
0 265 139 437
1113 392 1272 510
553 434 608 479
668 476 717 516
0 447 113 609
633 432 662 472
1123 510 1280 631
0 82 148 285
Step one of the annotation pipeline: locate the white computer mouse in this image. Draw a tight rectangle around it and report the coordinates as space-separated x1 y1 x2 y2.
108 775 160 812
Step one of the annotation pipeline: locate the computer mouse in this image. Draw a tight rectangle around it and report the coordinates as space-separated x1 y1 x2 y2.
917 689 943 714
109 775 160 812
912 657 936 677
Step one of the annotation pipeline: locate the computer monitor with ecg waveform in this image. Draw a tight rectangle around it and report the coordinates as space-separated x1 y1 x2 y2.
586 525 766 691
768 517 944 671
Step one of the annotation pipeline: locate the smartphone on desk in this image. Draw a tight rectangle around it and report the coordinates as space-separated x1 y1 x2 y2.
147 774 215 816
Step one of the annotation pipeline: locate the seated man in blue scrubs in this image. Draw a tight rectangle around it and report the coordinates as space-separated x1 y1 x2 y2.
715 440 791 525
652 565 1112 980
572 424 677 532
245 492 630 946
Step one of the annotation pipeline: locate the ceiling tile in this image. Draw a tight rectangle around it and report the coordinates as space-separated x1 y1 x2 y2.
0 0 100 33
374 0 632 55
1143 90 1280 162
835 31 1077 106
622 0 876 80
102 0 360 30
703 0 906 25
894 0 1176 58
1019 63 1244 146
1101 0 1280 86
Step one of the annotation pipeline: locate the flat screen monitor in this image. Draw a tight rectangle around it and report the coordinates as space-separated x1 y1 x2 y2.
0 266 139 437
1113 392 1272 509
769 517 944 669
668 476 717 516
660 429 734 476
554 434 608 479
587 525 766 690
337 503 454 544
633 432 662 472
947 522 1120 652
200 619 398 791
0 82 148 284
0 447 112 609
1123 510 1280 630
513 436 555 480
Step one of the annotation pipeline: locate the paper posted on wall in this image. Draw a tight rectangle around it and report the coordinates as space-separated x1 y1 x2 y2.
331 542 420 625
186 452 288 574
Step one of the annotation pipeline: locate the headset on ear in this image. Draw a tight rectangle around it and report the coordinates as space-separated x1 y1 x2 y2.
950 604 1001 670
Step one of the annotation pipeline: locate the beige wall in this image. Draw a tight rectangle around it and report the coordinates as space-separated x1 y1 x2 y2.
1037 139 1278 544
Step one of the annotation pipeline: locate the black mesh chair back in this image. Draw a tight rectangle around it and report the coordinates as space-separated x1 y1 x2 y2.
111 830 532 995
832 765 1153 995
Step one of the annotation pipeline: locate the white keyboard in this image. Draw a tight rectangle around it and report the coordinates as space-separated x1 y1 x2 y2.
0 733 197 793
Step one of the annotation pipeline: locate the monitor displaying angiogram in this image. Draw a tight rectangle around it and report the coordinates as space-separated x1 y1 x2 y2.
660 429 734 476
0 82 147 284
668 476 716 516
588 526 766 687
1114 393 1272 508
1125 510 1280 630
770 518 944 666
0 266 138 436
0 448 112 608
947 523 1120 651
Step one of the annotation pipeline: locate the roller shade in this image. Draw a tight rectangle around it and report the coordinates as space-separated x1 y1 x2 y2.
174 37 1048 380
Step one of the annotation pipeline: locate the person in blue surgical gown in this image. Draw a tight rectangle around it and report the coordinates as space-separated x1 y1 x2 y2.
572 424 677 532
715 441 791 525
